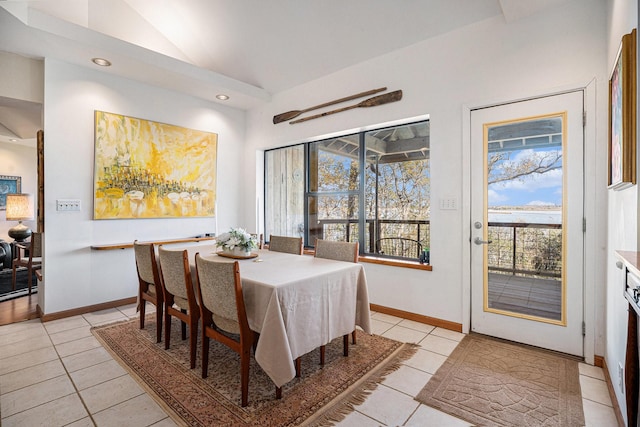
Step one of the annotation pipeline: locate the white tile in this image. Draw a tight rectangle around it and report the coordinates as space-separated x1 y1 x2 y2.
0 319 43 337
580 375 613 406
0 359 66 394
370 318 394 335
70 359 127 390
117 303 139 318
382 364 432 397
150 417 180 427
0 324 48 346
1 375 76 417
1 393 88 427
65 417 97 427
579 363 606 381
419 334 459 357
82 308 128 326
55 335 102 358
80 375 144 414
352 384 419 426
405 404 473 426
0 333 52 360
49 325 93 345
371 312 403 325
92 393 167 427
0 346 58 376
62 347 113 372
333 410 382 427
381 325 427 344
43 316 90 335
398 318 436 333
582 398 618 427
404 348 448 374
430 327 465 342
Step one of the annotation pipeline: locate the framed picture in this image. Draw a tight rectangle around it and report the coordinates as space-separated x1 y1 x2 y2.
93 111 218 219
0 175 21 210
608 28 637 190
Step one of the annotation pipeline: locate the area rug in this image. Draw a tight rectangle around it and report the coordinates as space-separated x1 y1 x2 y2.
92 316 417 427
0 267 37 302
415 333 585 426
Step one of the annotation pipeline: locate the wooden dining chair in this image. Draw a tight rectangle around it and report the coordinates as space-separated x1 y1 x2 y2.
133 240 164 343
195 254 272 406
268 235 303 255
314 239 360 365
11 231 42 295
158 246 200 369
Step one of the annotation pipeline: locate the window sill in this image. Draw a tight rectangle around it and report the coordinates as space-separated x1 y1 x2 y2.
358 256 432 270
301 249 432 270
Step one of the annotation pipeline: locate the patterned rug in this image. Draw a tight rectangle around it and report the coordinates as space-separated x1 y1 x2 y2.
92 316 417 426
415 334 585 426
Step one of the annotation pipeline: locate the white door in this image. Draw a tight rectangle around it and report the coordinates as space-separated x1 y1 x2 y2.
470 91 584 356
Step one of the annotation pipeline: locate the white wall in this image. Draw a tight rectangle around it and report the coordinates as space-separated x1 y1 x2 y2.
0 142 37 240
245 0 607 332
41 59 246 314
605 0 638 421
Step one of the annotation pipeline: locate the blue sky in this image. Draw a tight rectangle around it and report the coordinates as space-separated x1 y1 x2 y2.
488 148 562 208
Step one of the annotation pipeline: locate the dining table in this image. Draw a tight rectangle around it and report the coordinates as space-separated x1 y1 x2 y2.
181 245 372 388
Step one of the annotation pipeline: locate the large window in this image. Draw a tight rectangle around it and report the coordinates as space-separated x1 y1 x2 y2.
265 120 430 262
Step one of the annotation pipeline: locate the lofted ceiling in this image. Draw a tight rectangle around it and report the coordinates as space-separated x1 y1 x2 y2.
0 0 572 145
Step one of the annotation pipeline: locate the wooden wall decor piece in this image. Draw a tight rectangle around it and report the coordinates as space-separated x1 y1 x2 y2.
289 90 403 124
37 129 44 233
273 87 386 124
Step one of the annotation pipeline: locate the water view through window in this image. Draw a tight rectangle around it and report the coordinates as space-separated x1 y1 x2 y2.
485 115 564 321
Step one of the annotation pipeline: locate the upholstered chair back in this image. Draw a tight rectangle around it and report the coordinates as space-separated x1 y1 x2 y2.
314 239 359 263
195 255 245 335
158 247 191 311
133 241 160 295
268 235 303 255
30 232 43 258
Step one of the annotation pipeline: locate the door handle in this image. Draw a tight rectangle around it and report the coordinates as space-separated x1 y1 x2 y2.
474 237 492 245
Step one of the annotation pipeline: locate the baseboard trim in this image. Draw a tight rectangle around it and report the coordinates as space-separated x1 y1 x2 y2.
601 357 625 427
41 297 137 322
370 304 462 332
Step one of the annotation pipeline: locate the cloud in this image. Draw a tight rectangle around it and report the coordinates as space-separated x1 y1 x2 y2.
488 189 508 204
493 168 562 192
527 200 556 206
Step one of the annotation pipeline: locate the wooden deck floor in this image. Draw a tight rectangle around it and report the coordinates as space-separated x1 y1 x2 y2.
487 272 561 320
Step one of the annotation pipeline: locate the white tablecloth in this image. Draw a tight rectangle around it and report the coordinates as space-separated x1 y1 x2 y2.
185 246 371 387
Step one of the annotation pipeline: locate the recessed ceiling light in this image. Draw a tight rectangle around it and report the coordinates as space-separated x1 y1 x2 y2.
9 139 17 142
92 57 112 67
216 94 229 100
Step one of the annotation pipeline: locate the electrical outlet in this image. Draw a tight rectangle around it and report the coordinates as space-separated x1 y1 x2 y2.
56 199 81 212
619 362 624 392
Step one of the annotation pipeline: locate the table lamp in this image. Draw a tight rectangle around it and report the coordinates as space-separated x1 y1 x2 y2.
6 193 33 242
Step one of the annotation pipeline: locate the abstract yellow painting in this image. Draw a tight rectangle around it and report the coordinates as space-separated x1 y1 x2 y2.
93 111 217 219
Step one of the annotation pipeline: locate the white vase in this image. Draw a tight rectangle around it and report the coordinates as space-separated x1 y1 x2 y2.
224 246 251 257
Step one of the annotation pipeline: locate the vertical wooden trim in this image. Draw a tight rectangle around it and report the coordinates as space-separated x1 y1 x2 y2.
37 130 44 233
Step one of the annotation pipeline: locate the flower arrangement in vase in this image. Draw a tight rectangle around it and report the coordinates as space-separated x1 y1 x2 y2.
217 228 258 256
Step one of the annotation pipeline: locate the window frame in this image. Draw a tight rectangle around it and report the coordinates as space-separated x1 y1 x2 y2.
264 119 431 266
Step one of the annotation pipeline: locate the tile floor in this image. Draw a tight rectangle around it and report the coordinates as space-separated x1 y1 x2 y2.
0 305 618 426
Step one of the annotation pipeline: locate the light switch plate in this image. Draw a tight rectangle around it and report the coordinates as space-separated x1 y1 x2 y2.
56 199 81 211
440 197 457 210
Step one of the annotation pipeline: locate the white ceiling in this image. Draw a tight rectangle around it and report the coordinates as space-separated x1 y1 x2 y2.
0 0 572 143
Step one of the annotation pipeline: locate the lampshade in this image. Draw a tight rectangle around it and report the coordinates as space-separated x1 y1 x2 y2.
6 194 33 221
6 193 33 242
